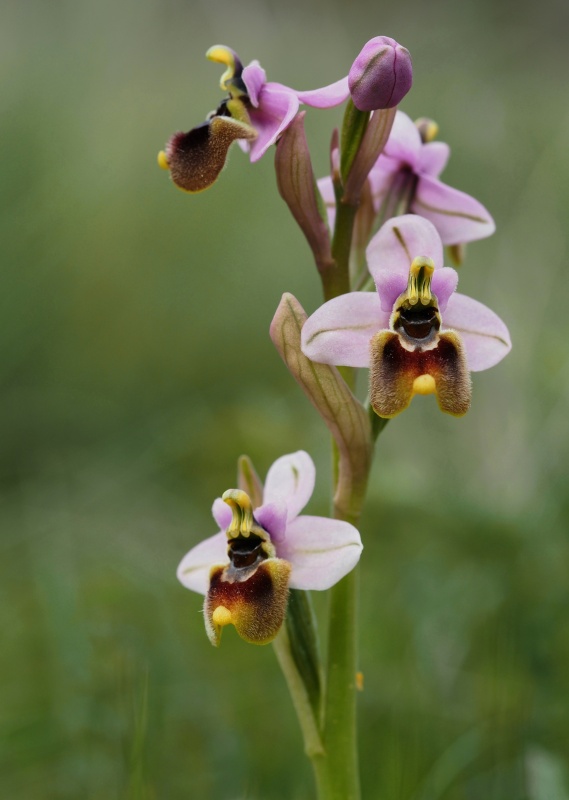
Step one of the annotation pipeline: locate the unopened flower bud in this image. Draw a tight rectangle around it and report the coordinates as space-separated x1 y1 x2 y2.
349 36 412 112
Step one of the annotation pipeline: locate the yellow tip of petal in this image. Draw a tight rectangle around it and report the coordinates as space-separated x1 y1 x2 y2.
212 605 233 627
412 374 436 396
157 150 170 170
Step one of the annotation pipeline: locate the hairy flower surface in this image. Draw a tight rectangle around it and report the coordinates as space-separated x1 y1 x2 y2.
301 216 510 417
159 45 350 191
319 111 495 246
177 451 363 645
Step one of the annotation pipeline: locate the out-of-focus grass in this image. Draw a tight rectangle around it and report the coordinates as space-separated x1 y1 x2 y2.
1 0 568 797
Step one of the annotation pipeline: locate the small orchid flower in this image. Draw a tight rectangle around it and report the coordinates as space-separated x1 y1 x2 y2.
319 111 495 246
159 44 351 192
177 451 363 646
301 215 511 418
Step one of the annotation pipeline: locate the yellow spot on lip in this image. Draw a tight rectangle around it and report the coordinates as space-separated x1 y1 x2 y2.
212 606 233 627
157 150 169 170
412 374 436 396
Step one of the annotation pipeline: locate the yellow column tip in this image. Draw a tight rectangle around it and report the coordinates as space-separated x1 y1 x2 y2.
157 150 170 170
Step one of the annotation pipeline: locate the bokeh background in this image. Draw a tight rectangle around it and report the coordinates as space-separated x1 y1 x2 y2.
2 0 569 797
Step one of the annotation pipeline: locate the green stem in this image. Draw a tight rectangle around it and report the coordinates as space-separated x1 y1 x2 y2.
322 565 361 800
328 200 358 299
272 627 332 797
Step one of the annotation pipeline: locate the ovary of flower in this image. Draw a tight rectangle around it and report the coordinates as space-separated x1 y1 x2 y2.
301 215 511 418
177 451 363 646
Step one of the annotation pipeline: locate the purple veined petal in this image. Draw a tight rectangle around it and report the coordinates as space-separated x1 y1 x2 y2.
281 515 363 591
301 292 387 368
432 267 459 313
413 174 496 245
295 76 350 108
247 86 300 162
416 141 450 177
317 175 336 230
263 451 315 522
212 497 232 530
383 110 422 167
242 61 267 107
177 531 228 595
368 154 401 213
254 501 288 544
443 292 511 371
367 214 444 281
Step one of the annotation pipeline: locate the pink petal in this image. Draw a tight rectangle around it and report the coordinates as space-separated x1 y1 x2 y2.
212 497 232 530
263 451 315 521
416 141 450 177
248 86 300 162
443 292 511 371
254 501 288 543
295 76 350 108
368 154 401 212
432 267 459 313
280 515 363 590
177 531 228 595
413 174 495 245
374 269 408 312
242 61 267 108
367 215 443 281
383 110 421 167
301 292 387 368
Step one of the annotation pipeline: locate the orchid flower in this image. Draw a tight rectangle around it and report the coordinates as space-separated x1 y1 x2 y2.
319 110 495 246
301 215 511 418
177 451 363 646
159 44 350 192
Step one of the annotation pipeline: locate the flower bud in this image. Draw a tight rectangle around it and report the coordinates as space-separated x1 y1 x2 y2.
349 36 412 112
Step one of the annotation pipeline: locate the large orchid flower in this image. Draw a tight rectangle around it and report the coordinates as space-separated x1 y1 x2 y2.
301 215 511 418
177 451 363 646
319 111 495 246
159 45 351 193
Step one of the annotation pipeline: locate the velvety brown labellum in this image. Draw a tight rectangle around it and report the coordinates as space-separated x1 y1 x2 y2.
166 116 256 193
204 558 291 646
370 330 471 418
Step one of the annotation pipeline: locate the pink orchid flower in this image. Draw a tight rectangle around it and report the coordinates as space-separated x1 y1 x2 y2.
319 111 495 246
301 215 511 418
177 451 362 645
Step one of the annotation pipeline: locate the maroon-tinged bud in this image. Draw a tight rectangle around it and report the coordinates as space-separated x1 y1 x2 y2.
349 36 413 112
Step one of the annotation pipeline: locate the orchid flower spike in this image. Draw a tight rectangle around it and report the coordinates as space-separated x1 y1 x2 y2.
158 44 352 192
177 451 363 646
319 111 495 247
301 215 511 418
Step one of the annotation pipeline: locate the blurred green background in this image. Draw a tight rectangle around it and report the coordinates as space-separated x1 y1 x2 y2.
2 0 568 797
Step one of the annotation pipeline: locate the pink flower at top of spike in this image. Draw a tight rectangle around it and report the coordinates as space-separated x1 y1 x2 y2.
158 44 351 192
